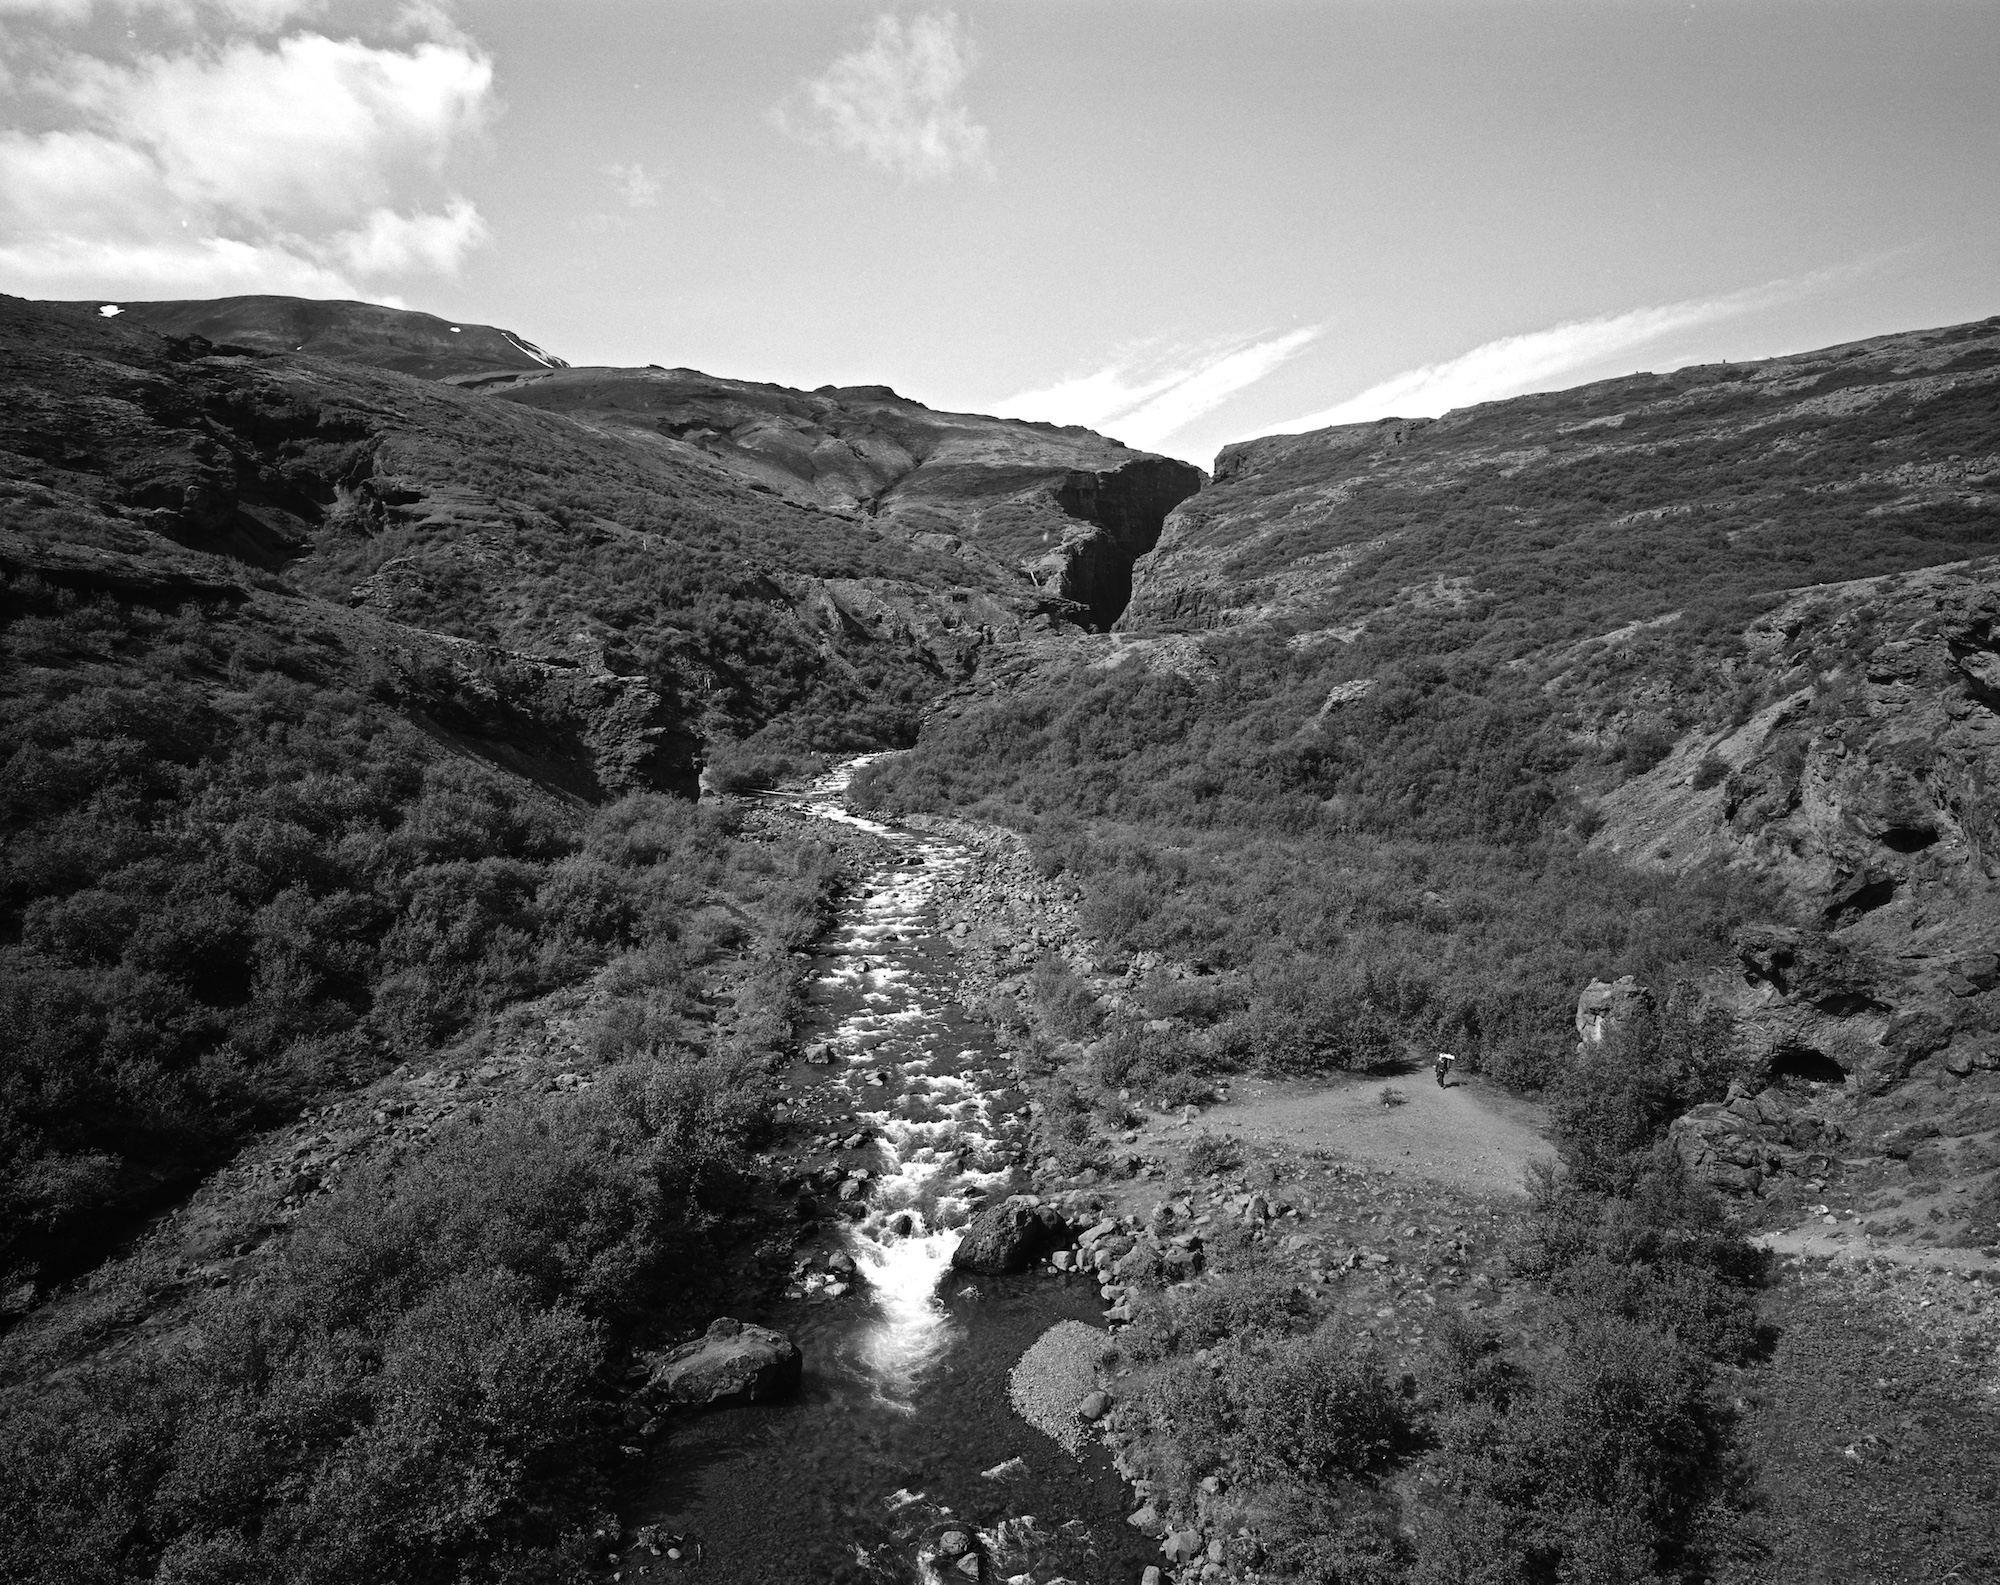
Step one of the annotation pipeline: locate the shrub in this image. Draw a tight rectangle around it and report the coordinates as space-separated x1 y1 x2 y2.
1185 1130 1242 1177
1618 716 1678 774
1224 1327 1410 1483
1691 751 1730 790
1093 1020 1208 1097
0 1072 737 1585
1550 983 1736 1194
1124 1268 1316 1361
1031 959 1104 1040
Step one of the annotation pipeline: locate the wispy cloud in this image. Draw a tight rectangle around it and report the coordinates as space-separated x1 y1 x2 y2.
1264 285 1795 436
605 160 659 210
774 11 990 181
998 327 1321 455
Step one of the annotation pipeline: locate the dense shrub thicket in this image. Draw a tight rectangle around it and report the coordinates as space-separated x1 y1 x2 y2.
855 645 1773 1092
1410 1150 1764 1585
0 1057 762 1585
0 571 836 1291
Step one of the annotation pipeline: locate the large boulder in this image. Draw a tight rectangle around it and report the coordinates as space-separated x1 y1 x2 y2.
950 1196 1075 1274
645 1317 802 1406
1575 975 1654 1046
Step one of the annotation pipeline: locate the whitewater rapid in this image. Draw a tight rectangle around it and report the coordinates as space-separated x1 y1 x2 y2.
791 759 1018 1403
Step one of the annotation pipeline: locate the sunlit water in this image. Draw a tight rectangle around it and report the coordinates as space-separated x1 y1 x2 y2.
622 760 1154 1585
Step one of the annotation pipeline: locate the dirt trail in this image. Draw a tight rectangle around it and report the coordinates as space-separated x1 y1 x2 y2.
1753 1223 1998 1275
1132 1069 1554 1199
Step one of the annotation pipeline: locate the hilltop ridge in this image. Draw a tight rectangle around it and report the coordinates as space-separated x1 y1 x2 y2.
83 294 568 381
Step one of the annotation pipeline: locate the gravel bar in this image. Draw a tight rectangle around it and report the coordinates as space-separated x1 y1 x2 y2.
1008 1319 1107 1454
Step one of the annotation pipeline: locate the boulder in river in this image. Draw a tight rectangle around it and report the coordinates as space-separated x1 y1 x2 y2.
950 1195 1075 1274
645 1317 802 1406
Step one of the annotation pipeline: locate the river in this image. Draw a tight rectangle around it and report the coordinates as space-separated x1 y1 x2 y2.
620 760 1156 1584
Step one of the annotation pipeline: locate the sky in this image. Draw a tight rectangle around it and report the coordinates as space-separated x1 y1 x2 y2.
2 0 1995 468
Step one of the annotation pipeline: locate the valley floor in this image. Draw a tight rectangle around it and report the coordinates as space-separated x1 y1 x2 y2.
1124 1069 1554 1201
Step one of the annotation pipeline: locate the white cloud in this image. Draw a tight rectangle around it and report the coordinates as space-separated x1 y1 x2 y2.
1263 287 1788 436
0 0 347 30
0 21 493 301
998 327 1322 455
0 233 361 297
332 196 487 274
776 10 990 181
605 160 660 210
0 0 98 19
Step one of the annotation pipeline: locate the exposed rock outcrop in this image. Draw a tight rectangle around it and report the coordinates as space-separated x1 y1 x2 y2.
1575 975 1654 1046
1670 1081 1848 1196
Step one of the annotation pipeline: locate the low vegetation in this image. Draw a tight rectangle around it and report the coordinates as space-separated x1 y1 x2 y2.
854 644 1776 1096
0 1056 762 1585
1099 1052 1765 1585
0 567 843 1293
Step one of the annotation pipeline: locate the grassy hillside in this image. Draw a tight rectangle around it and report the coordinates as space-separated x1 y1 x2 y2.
1128 315 2000 648
0 295 897 1583
856 317 2000 1117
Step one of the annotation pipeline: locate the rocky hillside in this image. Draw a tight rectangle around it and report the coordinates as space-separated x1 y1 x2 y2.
1110 314 2000 1235
61 296 1204 633
9 295 1195 760
422 364 1200 630
1125 315 1999 636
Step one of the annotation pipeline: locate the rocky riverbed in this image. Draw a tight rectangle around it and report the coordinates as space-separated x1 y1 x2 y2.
616 760 1157 1585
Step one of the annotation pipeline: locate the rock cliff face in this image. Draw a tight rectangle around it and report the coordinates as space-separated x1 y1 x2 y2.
1585 562 2000 1235
471 366 1203 629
